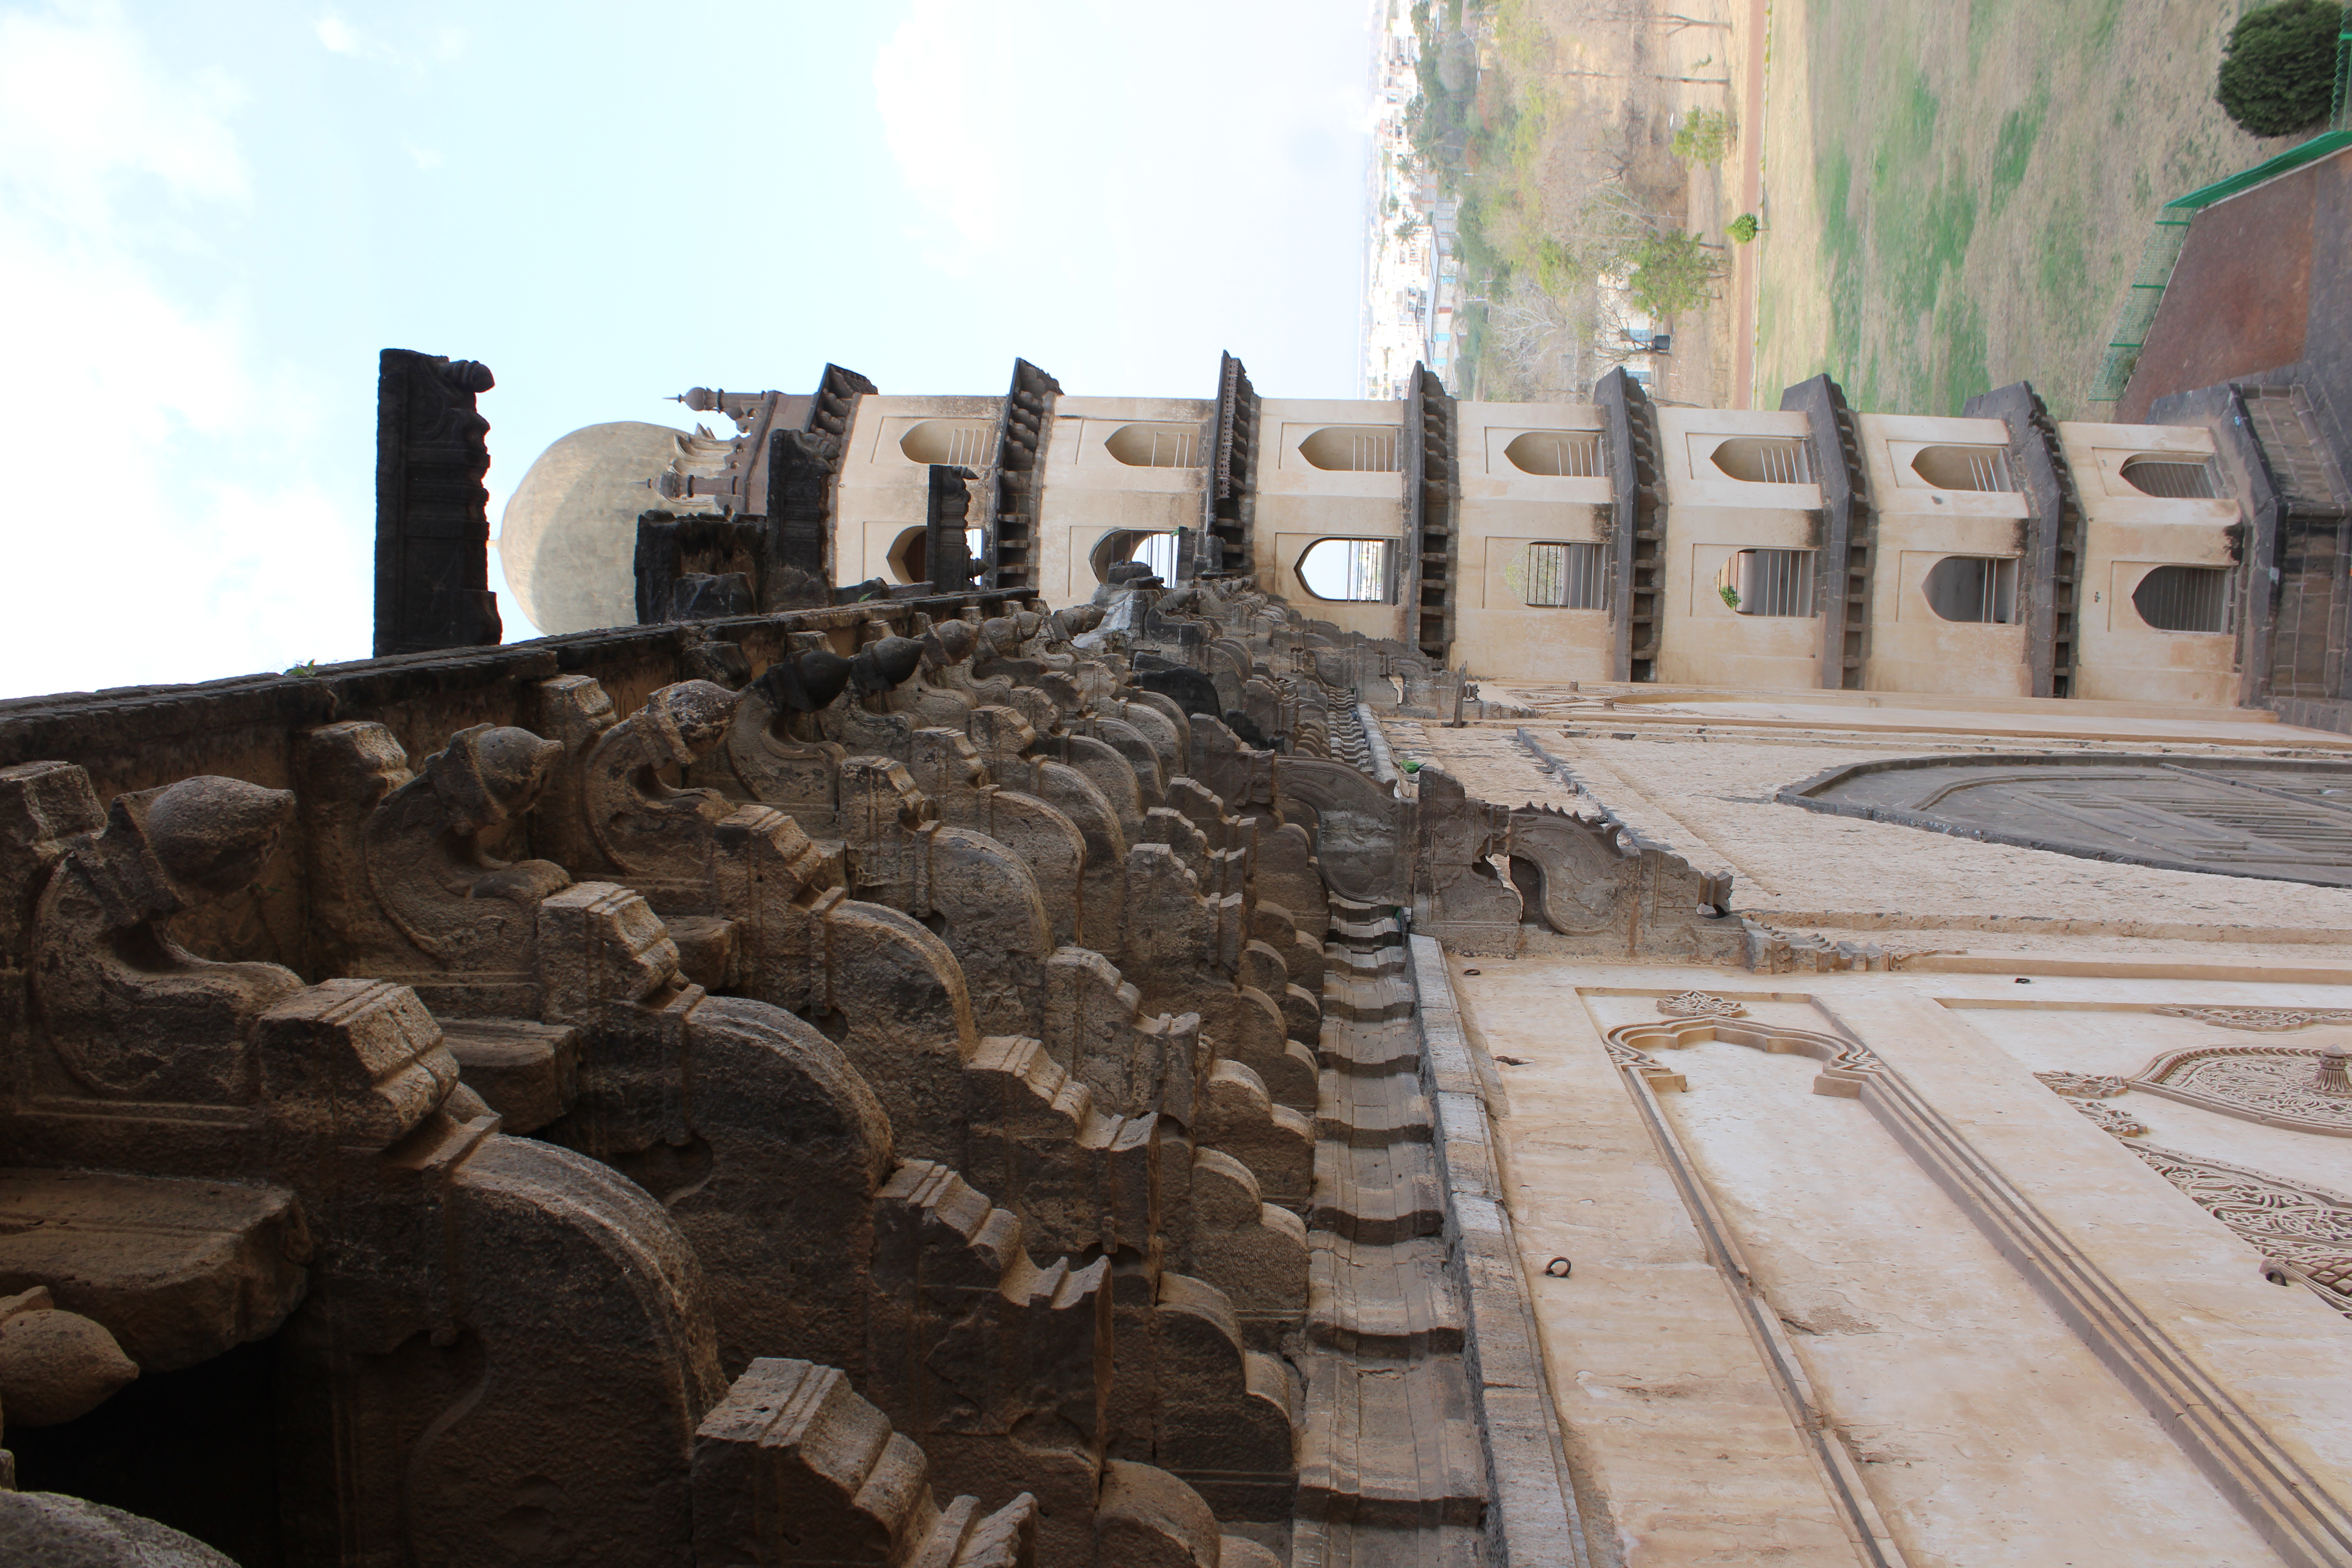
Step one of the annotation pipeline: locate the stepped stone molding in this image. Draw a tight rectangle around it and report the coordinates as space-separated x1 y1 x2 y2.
1594 367 1664 683
1613 1013 2352 1568
1781 373 1873 691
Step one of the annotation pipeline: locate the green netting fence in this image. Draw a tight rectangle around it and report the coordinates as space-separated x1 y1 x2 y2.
2088 9 2352 403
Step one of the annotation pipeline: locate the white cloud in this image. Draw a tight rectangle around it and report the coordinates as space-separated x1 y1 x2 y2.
0 3 365 695
313 13 403 65
407 143 444 171
871 0 1019 259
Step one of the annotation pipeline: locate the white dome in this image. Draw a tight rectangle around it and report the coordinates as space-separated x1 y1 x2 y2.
497 422 716 635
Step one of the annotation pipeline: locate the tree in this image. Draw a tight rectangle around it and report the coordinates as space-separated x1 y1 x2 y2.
1624 231 1724 317
1670 108 1734 164
2216 0 2343 137
1728 212 1760 243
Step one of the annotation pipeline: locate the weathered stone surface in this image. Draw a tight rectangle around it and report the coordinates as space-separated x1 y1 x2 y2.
0 1287 139 1426
0 1172 308 1374
0 1492 238 1567
693 1356 1037 1568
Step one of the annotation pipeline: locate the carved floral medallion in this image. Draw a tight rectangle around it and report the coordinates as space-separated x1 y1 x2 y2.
2129 1046 2352 1137
1655 991 1744 1019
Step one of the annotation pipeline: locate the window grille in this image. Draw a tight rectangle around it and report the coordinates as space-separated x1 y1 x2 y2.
1297 537 1394 601
899 421 996 467
1921 555 2019 623
1710 437 1813 485
2120 456 2221 499
1299 426 1401 472
1105 424 1201 468
2132 564 2232 632
1910 445 2012 492
1522 541 1606 608
1503 431 1605 477
1720 548 1817 617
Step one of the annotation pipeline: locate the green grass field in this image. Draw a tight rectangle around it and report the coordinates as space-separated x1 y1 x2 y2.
1756 0 2311 419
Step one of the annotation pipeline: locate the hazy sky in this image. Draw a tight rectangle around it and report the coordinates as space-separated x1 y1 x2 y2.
0 0 1373 697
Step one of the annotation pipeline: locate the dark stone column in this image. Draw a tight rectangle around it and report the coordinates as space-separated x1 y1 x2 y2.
373 349 502 656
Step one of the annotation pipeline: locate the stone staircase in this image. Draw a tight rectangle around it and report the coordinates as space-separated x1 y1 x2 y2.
1289 900 1489 1568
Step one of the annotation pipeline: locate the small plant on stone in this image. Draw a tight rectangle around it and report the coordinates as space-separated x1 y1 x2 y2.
284 660 324 678
2216 0 2343 137
1718 584 1741 610
1728 212 1760 244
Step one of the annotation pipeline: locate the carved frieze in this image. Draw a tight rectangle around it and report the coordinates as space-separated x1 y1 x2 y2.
2152 1005 2352 1031
2129 1145 2352 1316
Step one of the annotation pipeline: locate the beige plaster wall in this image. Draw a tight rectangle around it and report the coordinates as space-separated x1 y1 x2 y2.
1034 396 1214 604
1655 503 1824 689
1250 398 1410 641
1866 514 2033 699
1449 401 1617 682
2060 421 2240 705
834 393 1000 584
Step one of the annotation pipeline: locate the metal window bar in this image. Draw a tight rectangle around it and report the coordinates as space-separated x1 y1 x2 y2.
1136 531 1178 580
1716 439 1813 484
1524 541 1605 607
1969 558 2016 622
1735 548 1817 617
1344 538 1392 599
1526 434 1603 477
2120 457 2219 499
943 423 995 467
2133 564 2232 633
1144 428 1199 468
1965 448 2007 491
1353 430 1399 472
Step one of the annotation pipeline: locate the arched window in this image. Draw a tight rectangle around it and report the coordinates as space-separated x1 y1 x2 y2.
1104 424 1201 468
1921 555 2019 622
898 420 996 466
2132 565 2232 633
1503 430 1604 477
1298 425 1401 472
1715 549 1816 616
1518 541 1606 608
2120 456 2220 499
1910 445 2011 492
1707 437 1812 485
1295 537 1394 601
1089 529 1179 583
885 523 986 586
